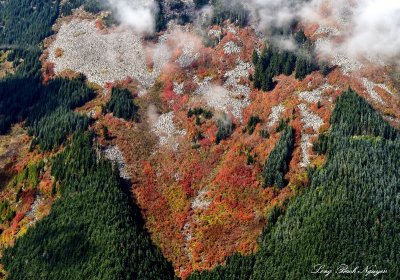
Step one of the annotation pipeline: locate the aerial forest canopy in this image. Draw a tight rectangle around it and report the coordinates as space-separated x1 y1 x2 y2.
105 87 139 121
0 0 60 134
0 0 174 278
2 133 174 280
1 0 399 279
252 30 319 92
262 125 294 189
210 0 249 27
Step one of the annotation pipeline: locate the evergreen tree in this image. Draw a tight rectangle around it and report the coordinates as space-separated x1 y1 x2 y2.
263 125 294 189
3 133 174 280
105 87 138 121
253 31 319 91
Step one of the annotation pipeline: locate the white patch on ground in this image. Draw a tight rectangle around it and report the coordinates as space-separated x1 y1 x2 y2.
208 28 222 39
182 220 193 261
193 75 213 95
193 70 252 121
226 25 237 34
182 186 212 262
174 171 181 181
361 78 395 104
224 60 252 96
297 81 329 167
332 52 363 75
204 86 248 121
267 104 285 128
103 145 130 180
299 83 331 103
315 25 340 36
176 42 200 68
152 111 186 147
202 60 252 121
191 188 211 211
300 133 312 167
297 103 324 168
48 19 170 87
182 221 192 241
26 194 44 221
87 109 96 118
298 103 324 132
223 41 241 54
173 81 184 95
315 38 363 75
299 89 322 104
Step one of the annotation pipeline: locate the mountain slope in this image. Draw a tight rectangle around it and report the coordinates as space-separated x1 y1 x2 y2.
2 133 174 280
189 89 400 279
0 0 400 278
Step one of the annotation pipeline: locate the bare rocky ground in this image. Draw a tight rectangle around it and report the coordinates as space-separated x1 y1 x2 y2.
176 41 200 68
195 60 253 122
151 111 187 148
173 81 184 95
297 103 324 167
361 78 385 104
193 75 213 95
208 29 222 40
297 82 334 167
181 185 212 262
315 37 363 75
299 133 313 167
103 145 130 180
223 41 241 54
361 77 396 105
191 188 211 211
315 25 340 36
298 83 332 104
298 103 323 132
26 194 44 222
48 19 170 88
267 104 285 128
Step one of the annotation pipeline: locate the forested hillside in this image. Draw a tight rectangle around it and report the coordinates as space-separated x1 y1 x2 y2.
252 31 319 91
262 125 294 189
2 133 174 280
105 88 138 121
0 0 60 134
0 0 174 278
1 0 399 278
0 0 59 46
0 49 42 134
189 89 400 279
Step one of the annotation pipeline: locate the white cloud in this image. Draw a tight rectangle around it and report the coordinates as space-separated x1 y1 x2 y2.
104 0 400 65
342 0 400 64
245 0 400 65
106 0 157 34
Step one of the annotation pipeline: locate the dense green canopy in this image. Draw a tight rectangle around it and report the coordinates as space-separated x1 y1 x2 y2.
3 133 174 280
